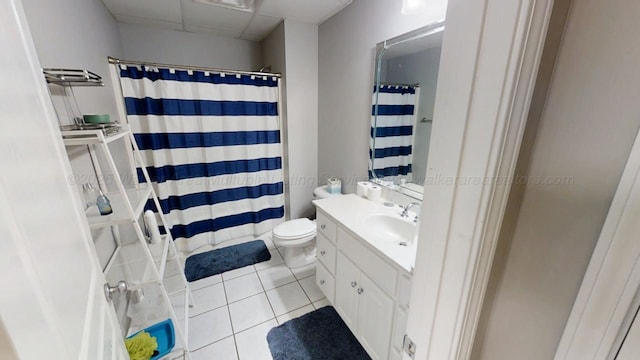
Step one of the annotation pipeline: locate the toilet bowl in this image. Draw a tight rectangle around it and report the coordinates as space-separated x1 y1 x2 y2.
272 185 341 268
272 218 317 268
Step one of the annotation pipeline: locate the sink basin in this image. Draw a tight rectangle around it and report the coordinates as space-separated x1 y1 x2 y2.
364 214 416 245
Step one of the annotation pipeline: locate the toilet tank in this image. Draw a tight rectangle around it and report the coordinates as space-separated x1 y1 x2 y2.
313 185 341 199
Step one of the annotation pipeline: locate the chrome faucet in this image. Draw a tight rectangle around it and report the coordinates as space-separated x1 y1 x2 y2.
400 202 421 220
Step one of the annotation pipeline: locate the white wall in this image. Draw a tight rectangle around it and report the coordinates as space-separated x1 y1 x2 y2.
262 20 318 219
262 22 285 73
119 23 262 71
262 22 291 217
282 20 318 218
472 0 640 358
21 0 126 266
22 0 123 122
318 0 447 194
385 46 442 185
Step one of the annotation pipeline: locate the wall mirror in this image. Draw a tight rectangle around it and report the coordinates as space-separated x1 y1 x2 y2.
370 21 445 200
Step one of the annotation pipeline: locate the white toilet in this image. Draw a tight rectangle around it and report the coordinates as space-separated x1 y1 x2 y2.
272 186 341 268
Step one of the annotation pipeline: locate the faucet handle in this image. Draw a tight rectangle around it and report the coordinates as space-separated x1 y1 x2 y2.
401 202 421 218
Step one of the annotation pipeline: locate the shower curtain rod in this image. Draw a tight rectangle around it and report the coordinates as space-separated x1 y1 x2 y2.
107 56 281 78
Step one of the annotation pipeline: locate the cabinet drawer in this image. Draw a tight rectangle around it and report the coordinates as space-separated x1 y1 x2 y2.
316 262 335 303
316 211 336 242
338 227 397 295
317 233 336 274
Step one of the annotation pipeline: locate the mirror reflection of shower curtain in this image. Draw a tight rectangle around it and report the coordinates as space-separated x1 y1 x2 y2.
117 65 285 253
370 85 419 183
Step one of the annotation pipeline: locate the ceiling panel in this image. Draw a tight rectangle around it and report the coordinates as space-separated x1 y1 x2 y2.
240 33 265 41
101 0 353 40
116 14 184 32
184 24 243 39
242 14 282 40
102 0 182 23
182 1 253 33
257 0 352 24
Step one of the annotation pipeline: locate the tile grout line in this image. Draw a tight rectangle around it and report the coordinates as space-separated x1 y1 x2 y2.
188 265 304 319
234 317 278 335
273 246 318 312
254 264 279 326
276 303 316 322
189 334 234 353
183 239 318 358
220 269 241 360
184 282 225 318
297 276 316 306
237 264 277 360
179 236 275 358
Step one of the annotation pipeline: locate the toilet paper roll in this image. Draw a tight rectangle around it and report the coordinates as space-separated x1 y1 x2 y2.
356 181 370 197
367 185 382 202
144 210 162 244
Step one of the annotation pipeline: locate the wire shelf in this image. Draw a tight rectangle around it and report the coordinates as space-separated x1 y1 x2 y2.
43 68 104 86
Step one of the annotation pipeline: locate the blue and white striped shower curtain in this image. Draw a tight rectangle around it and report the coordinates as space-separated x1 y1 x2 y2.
370 85 419 182
117 65 285 253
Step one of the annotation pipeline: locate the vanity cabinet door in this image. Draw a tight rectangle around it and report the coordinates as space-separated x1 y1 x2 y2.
316 261 335 303
335 252 360 333
336 252 394 360
357 273 394 359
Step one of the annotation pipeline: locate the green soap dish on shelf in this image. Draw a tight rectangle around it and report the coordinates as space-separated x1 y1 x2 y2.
83 114 110 124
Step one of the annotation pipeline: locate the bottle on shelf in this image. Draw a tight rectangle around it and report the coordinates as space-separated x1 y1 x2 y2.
82 183 98 209
96 190 113 215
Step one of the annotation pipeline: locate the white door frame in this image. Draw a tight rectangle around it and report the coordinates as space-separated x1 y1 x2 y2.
0 0 127 358
406 0 554 359
552 119 640 358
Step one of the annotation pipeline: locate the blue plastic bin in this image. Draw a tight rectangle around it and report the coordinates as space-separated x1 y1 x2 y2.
126 319 175 360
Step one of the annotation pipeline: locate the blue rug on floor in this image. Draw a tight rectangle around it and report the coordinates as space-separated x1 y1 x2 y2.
267 306 371 360
184 240 271 282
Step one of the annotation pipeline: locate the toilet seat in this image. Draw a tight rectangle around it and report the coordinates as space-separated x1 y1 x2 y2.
272 218 316 241
271 186 341 268
272 218 317 268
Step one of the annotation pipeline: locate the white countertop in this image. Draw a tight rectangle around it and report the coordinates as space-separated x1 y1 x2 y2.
313 194 417 272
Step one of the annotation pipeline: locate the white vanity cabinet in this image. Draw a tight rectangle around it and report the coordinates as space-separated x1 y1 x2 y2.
336 252 395 359
316 211 338 303
315 208 412 360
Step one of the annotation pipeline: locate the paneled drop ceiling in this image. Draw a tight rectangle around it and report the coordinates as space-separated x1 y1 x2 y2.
101 0 353 41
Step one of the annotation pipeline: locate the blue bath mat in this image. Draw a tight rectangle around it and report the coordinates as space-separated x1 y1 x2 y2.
267 306 371 360
184 240 271 282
